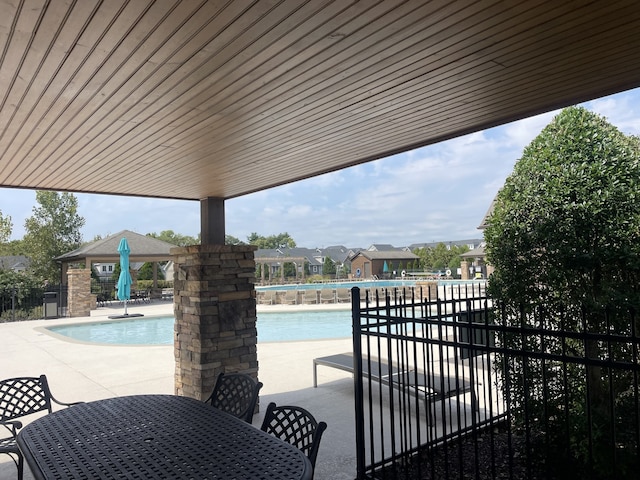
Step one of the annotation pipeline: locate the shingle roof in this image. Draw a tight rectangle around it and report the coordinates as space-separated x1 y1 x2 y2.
460 246 486 258
355 251 419 261
55 230 175 262
0 255 30 270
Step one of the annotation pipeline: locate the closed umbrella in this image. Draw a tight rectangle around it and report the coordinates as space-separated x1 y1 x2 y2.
116 237 132 315
383 261 389 273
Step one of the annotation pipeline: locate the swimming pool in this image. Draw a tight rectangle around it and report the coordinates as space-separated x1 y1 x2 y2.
256 280 418 291
46 310 353 345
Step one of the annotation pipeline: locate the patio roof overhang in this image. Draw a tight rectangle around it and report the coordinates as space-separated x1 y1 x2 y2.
0 1 639 203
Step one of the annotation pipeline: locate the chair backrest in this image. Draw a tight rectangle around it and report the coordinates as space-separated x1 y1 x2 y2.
205 372 263 423
260 402 328 470
0 375 55 421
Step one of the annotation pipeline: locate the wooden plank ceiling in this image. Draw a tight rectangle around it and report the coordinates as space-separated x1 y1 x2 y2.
1 0 640 201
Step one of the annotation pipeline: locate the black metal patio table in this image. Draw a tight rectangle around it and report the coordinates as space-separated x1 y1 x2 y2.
17 394 313 480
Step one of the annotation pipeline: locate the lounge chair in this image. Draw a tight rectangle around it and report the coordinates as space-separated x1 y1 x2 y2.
283 290 298 305
320 289 335 303
359 288 370 303
259 290 277 305
312 353 477 412
336 288 351 303
303 290 318 304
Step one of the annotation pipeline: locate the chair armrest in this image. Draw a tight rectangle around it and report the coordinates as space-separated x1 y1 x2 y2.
1 419 23 436
50 395 85 408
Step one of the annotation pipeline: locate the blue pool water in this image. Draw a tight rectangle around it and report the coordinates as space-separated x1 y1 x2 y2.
47 310 353 345
257 280 417 291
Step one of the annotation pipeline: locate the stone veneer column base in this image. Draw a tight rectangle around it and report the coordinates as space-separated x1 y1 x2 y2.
172 244 258 400
67 268 93 317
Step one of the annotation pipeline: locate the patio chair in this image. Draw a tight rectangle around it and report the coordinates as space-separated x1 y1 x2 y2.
0 375 83 480
260 402 327 477
204 372 263 423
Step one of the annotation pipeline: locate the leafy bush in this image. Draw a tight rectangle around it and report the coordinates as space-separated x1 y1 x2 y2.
0 270 47 322
486 106 640 477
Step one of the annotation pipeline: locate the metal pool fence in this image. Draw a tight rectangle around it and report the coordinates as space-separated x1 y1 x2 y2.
351 284 640 480
0 284 68 321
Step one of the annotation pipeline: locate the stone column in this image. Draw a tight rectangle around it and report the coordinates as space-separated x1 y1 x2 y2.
416 281 439 301
173 244 258 400
461 260 470 280
67 268 92 317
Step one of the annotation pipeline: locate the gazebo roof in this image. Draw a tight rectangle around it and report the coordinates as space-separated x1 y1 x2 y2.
56 230 175 263
460 246 486 259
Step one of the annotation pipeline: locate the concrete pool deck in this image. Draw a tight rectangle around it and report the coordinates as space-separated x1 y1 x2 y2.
0 301 358 480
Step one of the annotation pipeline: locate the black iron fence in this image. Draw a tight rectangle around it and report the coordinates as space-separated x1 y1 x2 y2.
0 284 68 321
352 284 640 480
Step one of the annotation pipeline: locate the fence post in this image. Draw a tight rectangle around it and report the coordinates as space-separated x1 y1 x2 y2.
352 287 366 479
11 286 16 322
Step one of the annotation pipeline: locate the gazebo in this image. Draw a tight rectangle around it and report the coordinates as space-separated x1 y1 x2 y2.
55 230 175 298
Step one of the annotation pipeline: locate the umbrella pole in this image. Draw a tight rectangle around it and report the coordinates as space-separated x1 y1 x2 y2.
124 299 128 315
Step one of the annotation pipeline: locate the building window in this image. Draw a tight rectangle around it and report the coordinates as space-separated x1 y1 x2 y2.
102 266 106 272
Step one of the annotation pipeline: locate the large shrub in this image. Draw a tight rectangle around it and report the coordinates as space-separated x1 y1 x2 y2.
485 106 640 478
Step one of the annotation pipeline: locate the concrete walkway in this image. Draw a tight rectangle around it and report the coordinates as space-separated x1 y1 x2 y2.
0 301 358 480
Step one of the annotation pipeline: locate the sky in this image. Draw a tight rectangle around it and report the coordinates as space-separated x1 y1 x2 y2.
1 88 640 249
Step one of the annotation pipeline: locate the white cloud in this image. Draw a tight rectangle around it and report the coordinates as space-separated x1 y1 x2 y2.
586 94 640 135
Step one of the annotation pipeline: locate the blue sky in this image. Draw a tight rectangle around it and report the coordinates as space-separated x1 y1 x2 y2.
2 88 640 249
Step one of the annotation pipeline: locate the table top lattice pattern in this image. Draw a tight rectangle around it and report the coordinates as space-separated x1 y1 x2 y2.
18 395 311 479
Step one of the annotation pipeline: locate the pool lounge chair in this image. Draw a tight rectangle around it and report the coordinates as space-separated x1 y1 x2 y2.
283 290 298 305
320 289 336 303
259 290 278 305
303 290 318 304
313 353 477 412
336 288 351 303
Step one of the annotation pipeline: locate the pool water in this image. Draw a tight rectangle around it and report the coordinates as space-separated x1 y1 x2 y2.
47 310 353 345
257 280 417 291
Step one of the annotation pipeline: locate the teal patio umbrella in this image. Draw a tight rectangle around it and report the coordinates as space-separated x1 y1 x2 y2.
116 237 132 315
383 261 389 274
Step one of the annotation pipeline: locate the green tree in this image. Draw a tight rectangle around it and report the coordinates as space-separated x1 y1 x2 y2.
247 232 296 249
412 247 430 270
23 192 85 283
0 239 24 256
137 262 164 281
485 106 640 477
282 262 296 278
322 256 336 276
414 243 469 272
225 235 245 245
147 230 198 246
0 209 12 244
